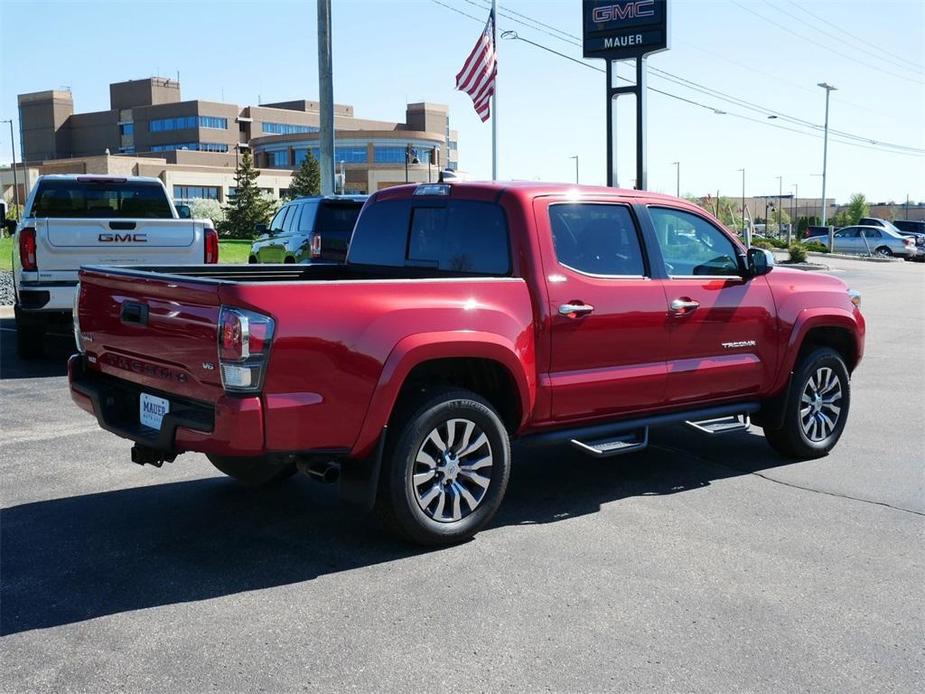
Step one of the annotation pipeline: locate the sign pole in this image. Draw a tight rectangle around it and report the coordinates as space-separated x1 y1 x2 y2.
491 0 499 181
606 61 615 187
636 56 647 190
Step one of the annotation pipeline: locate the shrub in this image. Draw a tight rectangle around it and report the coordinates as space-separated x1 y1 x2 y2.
769 238 790 249
802 241 829 254
750 238 773 250
788 244 807 263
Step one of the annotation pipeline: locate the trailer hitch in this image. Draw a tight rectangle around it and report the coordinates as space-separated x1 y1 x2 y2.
131 444 177 468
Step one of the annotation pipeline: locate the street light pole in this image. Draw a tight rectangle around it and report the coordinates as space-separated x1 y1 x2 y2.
818 82 837 226
791 183 798 242
570 155 579 184
737 168 747 245
776 175 783 240
317 0 336 196
1 119 20 213
672 161 680 197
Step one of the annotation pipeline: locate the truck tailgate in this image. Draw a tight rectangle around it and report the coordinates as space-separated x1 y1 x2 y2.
37 218 204 275
77 267 224 404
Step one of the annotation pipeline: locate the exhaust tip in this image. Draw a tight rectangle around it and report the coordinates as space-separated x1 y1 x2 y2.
298 460 340 484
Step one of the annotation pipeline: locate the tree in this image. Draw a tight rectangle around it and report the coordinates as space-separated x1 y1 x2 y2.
288 150 321 198
187 197 225 226
844 193 870 225
219 150 274 239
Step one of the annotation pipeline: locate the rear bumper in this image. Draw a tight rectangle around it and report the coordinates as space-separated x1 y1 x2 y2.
16 281 78 311
68 354 265 456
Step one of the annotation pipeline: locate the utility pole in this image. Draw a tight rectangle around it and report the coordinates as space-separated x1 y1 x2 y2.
317 0 335 195
672 161 680 197
791 183 798 242
491 0 499 181
1 119 20 213
775 175 783 240
737 168 747 244
818 82 836 226
570 155 579 184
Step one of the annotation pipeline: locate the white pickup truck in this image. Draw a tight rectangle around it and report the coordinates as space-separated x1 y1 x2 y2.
12 174 219 358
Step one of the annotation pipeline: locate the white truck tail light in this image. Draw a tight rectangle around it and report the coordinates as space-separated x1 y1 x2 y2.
205 228 219 263
218 306 275 393
310 232 322 259
19 227 37 270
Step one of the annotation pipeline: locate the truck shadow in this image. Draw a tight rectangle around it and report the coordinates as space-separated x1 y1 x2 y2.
0 318 71 380
1 426 793 636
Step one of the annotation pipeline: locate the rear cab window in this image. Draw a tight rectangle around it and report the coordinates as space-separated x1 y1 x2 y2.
31 178 173 218
349 197 511 275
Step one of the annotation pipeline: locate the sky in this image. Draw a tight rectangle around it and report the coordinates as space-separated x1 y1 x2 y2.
0 0 922 204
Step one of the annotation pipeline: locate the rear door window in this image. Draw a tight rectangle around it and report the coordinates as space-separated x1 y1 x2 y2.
548 203 645 276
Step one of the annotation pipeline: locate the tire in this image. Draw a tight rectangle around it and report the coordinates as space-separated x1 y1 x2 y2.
207 455 297 487
14 307 45 360
248 256 258 264
762 347 851 460
284 256 296 264
875 246 892 257
376 388 511 546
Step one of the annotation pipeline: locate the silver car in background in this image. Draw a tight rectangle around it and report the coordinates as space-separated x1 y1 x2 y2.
805 225 917 259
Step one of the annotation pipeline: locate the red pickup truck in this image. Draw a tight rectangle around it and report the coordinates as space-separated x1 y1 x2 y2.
69 182 865 545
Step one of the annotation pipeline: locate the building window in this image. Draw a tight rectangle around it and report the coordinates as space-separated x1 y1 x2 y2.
261 122 319 135
150 142 229 153
374 145 431 165
269 150 290 167
292 145 368 165
118 146 136 154
448 140 457 151
119 123 134 136
149 116 228 132
173 185 220 200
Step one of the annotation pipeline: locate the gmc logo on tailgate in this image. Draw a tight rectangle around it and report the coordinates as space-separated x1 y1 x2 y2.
99 233 147 242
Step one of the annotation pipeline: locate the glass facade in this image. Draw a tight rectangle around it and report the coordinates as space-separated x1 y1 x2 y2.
119 123 134 136
173 185 220 200
261 122 319 135
149 116 228 132
150 142 229 153
269 150 290 167
374 145 432 165
289 145 368 167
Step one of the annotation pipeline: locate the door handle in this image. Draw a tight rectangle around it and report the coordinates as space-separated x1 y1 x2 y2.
670 298 700 315
559 303 594 318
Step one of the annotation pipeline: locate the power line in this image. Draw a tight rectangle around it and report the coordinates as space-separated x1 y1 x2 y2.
731 0 924 86
783 0 923 73
764 0 923 77
433 0 923 157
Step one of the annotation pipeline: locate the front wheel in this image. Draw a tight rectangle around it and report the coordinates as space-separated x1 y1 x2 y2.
208 455 296 487
762 347 851 459
376 388 511 546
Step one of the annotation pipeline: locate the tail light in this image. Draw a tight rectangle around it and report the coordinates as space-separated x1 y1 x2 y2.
218 306 275 393
204 228 219 263
19 227 37 271
903 237 914 248
309 232 322 259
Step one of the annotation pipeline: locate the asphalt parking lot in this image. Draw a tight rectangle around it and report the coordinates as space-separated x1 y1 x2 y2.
1 256 922 693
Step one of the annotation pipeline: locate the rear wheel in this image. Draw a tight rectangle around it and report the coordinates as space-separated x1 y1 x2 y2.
207 455 296 487
14 307 45 360
248 255 258 264
376 388 511 546
762 347 850 459
875 246 892 257
284 256 296 264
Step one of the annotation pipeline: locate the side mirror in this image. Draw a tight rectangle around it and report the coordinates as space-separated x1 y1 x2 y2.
254 223 268 235
176 204 192 219
746 247 774 277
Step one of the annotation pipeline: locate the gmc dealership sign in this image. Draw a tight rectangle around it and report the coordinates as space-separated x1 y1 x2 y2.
583 0 669 60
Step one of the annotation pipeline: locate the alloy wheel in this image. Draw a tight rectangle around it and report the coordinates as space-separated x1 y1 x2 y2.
412 418 493 523
800 366 843 442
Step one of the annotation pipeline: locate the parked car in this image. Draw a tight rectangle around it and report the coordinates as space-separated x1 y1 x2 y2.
70 182 865 545
804 225 916 258
803 225 831 239
249 195 367 264
12 174 218 358
886 219 925 261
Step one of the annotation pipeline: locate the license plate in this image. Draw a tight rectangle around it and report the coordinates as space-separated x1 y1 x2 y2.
140 393 170 430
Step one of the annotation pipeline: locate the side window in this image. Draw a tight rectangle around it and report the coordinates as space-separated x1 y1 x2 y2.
649 207 740 277
864 229 881 239
269 206 289 234
548 203 645 276
281 204 300 234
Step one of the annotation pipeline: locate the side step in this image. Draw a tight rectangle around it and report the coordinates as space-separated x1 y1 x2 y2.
570 428 648 458
685 414 750 435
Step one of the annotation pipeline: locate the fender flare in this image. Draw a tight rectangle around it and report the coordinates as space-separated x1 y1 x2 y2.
349 331 534 460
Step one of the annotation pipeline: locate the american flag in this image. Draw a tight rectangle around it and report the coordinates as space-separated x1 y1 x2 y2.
455 10 497 123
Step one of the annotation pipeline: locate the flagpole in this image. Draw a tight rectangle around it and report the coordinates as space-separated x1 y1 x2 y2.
491 0 498 181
